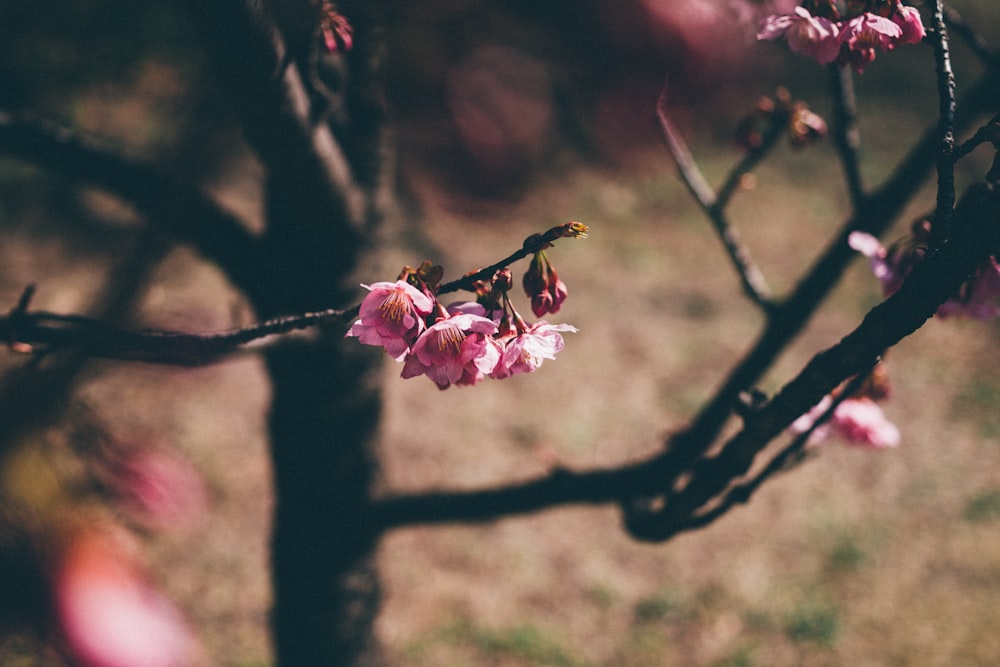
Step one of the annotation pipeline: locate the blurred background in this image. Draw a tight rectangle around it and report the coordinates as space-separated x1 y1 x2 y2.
2 1 1000 665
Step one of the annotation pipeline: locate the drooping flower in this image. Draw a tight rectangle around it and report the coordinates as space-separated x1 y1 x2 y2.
757 7 842 65
523 250 568 318
837 12 902 72
319 1 353 53
346 281 435 361
892 4 927 45
792 396 900 449
400 306 501 389
491 321 578 379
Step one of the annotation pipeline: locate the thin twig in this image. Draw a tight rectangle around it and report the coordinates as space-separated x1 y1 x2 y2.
954 113 1000 160
0 111 263 294
0 222 587 364
0 302 354 366
829 65 866 210
656 86 774 310
438 222 587 296
670 368 874 533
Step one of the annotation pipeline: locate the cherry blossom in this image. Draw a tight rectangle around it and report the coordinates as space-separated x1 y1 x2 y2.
347 280 435 360
319 1 353 53
757 7 842 65
849 228 1000 319
935 258 1000 320
757 3 925 72
400 307 501 389
838 12 902 72
792 395 900 449
491 321 578 379
847 230 912 296
892 5 927 45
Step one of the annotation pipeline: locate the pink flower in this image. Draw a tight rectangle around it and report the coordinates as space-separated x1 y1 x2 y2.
758 4 925 72
400 308 500 389
892 5 926 45
347 281 435 361
757 7 842 65
104 449 208 532
936 257 1000 319
491 321 578 379
848 230 910 296
54 528 201 667
319 1 353 53
792 396 900 449
849 229 1000 319
838 12 902 72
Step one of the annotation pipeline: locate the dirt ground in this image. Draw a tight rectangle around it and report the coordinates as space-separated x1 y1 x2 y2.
4 17 1000 666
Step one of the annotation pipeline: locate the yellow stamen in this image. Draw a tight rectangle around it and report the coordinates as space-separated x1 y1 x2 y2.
378 288 408 323
436 325 465 353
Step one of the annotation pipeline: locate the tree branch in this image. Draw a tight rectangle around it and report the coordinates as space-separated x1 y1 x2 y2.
0 111 262 292
829 65 866 210
656 87 775 310
931 0 958 246
372 181 1000 535
0 297 353 366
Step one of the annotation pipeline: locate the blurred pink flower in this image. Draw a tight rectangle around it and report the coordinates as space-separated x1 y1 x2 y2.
757 7 841 65
838 12 902 72
792 396 900 449
936 258 1000 319
319 1 353 53
758 4 925 72
849 229 1000 319
892 5 927 45
848 230 910 296
347 280 435 361
491 321 578 379
54 529 201 667
400 308 500 389
106 449 207 532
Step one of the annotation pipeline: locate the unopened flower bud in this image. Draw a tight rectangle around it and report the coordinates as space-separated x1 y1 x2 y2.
493 268 514 292
523 251 568 318
788 102 827 147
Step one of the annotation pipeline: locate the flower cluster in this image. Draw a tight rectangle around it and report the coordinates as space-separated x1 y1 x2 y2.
347 227 585 389
849 221 1000 319
791 364 900 449
757 1 925 73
